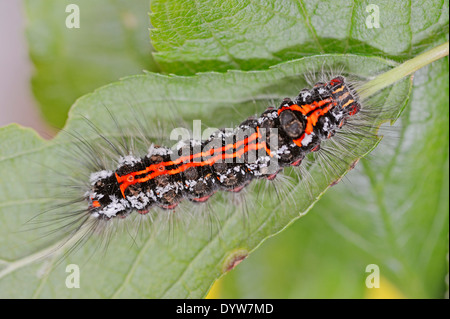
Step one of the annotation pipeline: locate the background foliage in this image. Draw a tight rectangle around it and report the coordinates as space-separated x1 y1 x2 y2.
0 0 447 298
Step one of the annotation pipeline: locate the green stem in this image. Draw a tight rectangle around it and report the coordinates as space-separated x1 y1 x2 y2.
359 42 449 99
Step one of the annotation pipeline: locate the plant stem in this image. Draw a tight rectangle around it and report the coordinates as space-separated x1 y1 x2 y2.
359 41 449 99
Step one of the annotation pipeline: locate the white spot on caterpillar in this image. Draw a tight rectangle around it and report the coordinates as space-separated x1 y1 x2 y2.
148 144 172 156
216 173 228 183
185 179 198 190
302 133 314 146
334 112 344 121
268 111 278 119
127 193 150 210
146 190 157 202
322 118 331 131
100 195 130 218
318 87 327 95
89 191 104 200
190 139 202 146
154 182 181 198
278 144 290 155
90 170 113 185
301 91 311 99
118 155 140 166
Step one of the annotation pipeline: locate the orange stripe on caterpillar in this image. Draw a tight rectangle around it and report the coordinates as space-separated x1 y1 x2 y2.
117 127 274 197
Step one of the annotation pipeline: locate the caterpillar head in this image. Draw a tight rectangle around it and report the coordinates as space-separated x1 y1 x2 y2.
328 76 361 116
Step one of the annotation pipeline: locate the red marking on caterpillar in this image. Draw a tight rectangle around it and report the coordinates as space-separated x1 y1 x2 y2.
191 195 213 202
290 159 302 166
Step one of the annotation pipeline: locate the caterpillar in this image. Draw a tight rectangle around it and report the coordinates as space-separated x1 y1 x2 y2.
86 76 360 220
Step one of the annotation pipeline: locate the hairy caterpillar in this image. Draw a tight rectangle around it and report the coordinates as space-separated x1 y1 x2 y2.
27 70 372 258
87 76 360 220
17 48 414 265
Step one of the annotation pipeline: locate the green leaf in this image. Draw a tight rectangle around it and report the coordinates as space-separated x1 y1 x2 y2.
148 0 449 298
219 58 449 299
150 0 449 74
0 55 411 298
9 0 449 299
25 0 160 128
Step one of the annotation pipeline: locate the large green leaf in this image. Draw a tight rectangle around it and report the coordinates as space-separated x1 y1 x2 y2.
9 0 448 299
25 0 159 128
150 0 449 74
220 59 449 299
148 0 449 298
219 60 449 298
0 55 411 298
